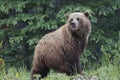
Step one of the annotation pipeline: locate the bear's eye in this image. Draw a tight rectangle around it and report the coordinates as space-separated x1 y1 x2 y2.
76 18 80 21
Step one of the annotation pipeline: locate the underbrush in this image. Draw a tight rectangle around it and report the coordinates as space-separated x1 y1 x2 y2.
0 64 120 80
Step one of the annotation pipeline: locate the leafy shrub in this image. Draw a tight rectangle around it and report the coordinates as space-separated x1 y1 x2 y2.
100 31 120 66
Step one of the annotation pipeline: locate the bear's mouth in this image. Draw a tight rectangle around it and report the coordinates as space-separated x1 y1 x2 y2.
70 25 79 31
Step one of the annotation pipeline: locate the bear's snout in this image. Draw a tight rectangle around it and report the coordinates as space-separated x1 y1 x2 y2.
70 22 79 31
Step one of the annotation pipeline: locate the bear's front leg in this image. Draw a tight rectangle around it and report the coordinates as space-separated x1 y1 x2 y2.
75 58 82 74
58 62 74 76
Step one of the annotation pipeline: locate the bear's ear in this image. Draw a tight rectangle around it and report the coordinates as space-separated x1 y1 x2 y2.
84 11 89 18
64 13 70 19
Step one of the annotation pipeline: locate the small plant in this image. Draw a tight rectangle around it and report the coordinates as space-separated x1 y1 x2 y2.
0 57 5 75
0 41 3 48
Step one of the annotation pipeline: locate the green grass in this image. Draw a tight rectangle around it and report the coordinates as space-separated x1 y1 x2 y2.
0 67 30 80
0 64 120 80
84 64 120 80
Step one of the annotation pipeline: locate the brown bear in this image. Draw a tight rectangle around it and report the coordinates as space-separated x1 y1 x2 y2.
31 11 91 80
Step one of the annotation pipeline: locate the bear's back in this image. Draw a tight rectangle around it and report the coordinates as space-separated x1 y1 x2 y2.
34 27 64 55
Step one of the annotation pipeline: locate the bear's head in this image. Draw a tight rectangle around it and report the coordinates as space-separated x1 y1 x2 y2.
65 12 91 38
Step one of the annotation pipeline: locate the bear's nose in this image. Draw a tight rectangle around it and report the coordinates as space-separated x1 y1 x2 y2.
71 22 75 26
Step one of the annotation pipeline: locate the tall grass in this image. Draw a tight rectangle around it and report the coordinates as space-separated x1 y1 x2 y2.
84 64 120 80
0 64 120 80
0 67 30 80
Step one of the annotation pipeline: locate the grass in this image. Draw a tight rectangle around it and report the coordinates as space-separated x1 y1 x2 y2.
0 67 30 80
0 64 120 80
84 64 120 80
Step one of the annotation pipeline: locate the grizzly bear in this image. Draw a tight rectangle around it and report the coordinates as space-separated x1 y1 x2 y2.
31 11 91 80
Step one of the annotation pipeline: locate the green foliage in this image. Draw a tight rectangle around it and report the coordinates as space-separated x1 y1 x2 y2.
100 31 120 66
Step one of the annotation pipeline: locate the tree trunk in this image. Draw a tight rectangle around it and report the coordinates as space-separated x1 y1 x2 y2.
22 39 30 70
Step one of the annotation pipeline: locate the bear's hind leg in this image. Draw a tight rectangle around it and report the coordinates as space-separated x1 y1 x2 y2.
31 68 40 80
31 57 50 80
31 65 50 80
40 66 50 78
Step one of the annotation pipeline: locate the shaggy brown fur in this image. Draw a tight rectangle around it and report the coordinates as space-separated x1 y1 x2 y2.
31 12 91 80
